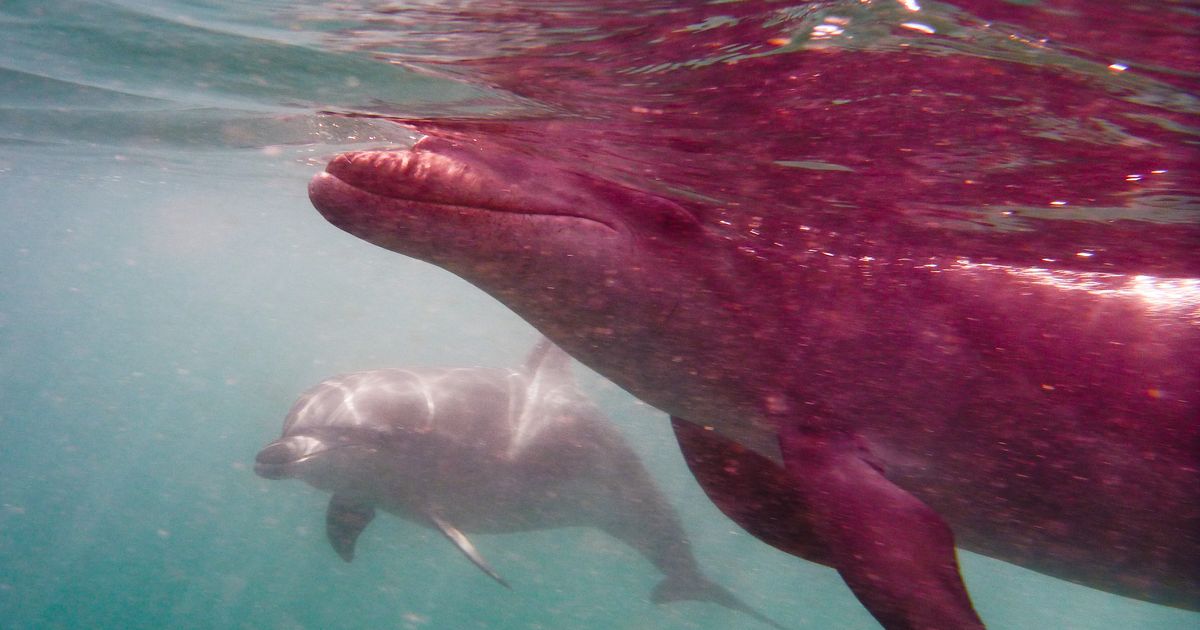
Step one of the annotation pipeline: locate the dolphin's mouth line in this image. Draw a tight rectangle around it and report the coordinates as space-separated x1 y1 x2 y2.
319 150 620 233
252 455 318 478
253 443 374 479
285 450 331 465
282 443 376 465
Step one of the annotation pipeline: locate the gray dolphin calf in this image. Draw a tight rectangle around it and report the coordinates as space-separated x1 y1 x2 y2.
255 339 781 628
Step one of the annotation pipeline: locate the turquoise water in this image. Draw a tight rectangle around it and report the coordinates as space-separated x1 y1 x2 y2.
0 1 1196 629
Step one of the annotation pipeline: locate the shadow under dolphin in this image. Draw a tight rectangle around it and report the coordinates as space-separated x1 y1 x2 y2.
255 339 782 628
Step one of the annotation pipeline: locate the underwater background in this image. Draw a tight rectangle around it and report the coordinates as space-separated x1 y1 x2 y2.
1 1 1196 628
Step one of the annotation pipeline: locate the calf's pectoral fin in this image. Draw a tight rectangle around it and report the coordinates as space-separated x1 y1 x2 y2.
427 510 511 589
326 494 376 562
779 423 985 630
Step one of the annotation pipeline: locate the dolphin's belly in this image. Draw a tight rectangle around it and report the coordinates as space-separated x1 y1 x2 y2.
889 413 1200 610
376 468 609 534
849 266 1200 608
561 259 1200 606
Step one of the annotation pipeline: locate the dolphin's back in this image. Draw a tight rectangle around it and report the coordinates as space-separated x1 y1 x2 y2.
282 367 525 450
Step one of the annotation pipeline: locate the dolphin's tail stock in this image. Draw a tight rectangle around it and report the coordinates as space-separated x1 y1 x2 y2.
652 575 787 630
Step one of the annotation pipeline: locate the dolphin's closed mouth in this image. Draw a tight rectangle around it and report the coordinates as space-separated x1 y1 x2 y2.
254 441 301 479
254 437 336 479
317 148 618 233
254 435 383 480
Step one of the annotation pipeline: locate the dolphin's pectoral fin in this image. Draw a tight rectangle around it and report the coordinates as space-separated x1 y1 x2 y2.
428 511 511 589
779 423 984 630
670 416 834 567
326 495 376 563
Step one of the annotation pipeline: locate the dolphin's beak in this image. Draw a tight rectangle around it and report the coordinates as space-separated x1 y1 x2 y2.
254 436 326 479
254 441 295 479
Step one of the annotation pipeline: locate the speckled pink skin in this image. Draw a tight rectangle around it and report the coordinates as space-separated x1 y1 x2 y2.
310 135 1197 627
306 2 1198 627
